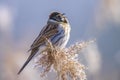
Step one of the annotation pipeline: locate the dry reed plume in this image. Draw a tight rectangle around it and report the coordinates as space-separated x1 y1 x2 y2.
34 39 94 80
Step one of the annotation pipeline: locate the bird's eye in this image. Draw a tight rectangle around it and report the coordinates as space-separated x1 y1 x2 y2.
55 15 61 21
57 15 61 19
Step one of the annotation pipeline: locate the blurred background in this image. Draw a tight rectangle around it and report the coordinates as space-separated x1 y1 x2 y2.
0 0 120 80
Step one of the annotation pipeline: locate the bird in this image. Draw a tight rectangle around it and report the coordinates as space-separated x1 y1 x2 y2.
18 12 71 74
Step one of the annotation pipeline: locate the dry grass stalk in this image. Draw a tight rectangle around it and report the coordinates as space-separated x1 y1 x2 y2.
34 39 94 80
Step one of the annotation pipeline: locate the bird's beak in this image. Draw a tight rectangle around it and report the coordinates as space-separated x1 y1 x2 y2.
62 13 65 15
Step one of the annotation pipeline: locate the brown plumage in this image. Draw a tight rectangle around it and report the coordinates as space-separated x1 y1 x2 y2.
18 12 71 74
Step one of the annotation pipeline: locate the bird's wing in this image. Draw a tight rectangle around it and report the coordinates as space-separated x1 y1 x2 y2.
28 24 58 51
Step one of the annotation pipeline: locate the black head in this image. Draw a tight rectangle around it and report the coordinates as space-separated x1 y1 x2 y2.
49 12 68 23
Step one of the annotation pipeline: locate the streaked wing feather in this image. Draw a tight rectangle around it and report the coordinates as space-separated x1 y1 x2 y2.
28 24 58 51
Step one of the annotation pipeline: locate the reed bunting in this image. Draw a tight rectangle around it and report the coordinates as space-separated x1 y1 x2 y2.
18 12 71 74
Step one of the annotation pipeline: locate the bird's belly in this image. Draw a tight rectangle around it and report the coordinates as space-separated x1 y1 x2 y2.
50 31 70 49
59 34 69 48
49 24 70 49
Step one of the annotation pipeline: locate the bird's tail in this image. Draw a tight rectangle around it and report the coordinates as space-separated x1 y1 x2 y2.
17 49 38 75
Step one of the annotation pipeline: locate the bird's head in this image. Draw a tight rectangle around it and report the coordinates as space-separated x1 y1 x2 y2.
48 12 68 24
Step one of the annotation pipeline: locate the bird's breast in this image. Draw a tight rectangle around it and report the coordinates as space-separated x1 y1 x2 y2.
58 23 71 48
